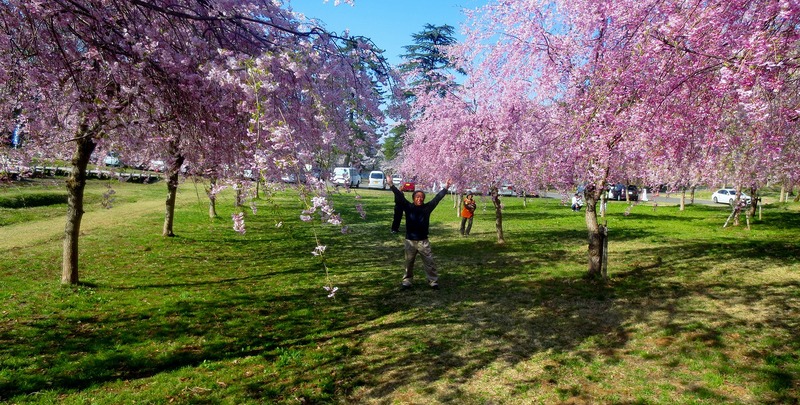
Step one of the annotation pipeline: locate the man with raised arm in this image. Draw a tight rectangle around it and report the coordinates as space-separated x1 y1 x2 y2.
387 174 452 290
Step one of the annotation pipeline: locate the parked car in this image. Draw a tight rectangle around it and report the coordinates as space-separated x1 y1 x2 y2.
609 184 639 201
281 172 300 183
391 174 402 187
243 168 258 180
103 152 121 167
711 188 751 205
465 185 483 196
281 166 321 183
498 182 518 197
149 160 165 172
400 180 415 192
430 181 457 194
330 167 361 187
367 171 387 189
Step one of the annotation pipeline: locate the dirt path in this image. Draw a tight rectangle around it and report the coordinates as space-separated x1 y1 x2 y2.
0 199 170 251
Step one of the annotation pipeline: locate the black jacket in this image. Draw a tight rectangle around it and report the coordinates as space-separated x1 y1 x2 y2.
390 185 448 240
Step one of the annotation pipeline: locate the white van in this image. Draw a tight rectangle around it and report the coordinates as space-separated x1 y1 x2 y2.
367 171 386 189
331 167 361 187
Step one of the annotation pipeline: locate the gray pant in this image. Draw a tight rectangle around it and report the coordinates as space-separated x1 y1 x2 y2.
403 239 438 283
460 217 473 235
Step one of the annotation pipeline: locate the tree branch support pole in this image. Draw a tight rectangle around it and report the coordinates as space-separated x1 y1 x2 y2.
723 202 741 228
600 221 608 280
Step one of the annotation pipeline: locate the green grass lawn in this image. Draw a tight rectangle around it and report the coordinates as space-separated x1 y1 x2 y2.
1 179 799 404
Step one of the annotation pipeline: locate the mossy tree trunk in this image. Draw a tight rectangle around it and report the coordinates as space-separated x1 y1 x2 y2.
490 187 505 245
583 184 609 280
162 150 185 237
62 131 96 285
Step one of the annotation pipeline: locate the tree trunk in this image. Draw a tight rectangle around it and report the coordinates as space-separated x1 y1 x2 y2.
679 189 686 211
162 154 185 237
747 186 758 220
62 135 96 285
234 182 243 208
780 184 786 203
207 178 218 218
490 187 505 245
690 186 696 204
584 190 604 279
209 197 217 217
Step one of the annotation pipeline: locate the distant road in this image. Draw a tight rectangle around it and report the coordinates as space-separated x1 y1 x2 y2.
539 191 717 206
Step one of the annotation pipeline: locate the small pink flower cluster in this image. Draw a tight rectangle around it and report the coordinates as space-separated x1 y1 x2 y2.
323 285 339 298
208 184 228 198
101 186 116 209
231 212 246 234
300 196 342 225
311 244 326 256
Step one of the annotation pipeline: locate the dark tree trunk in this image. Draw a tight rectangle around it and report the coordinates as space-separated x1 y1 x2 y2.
747 186 758 220
162 154 185 237
62 134 96 285
490 187 505 245
207 177 218 218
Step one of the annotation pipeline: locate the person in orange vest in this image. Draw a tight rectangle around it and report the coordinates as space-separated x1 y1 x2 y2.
460 193 477 236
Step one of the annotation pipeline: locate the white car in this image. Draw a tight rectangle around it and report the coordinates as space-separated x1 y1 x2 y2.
711 188 751 205
103 152 121 167
391 174 402 187
149 160 165 172
330 167 361 187
367 171 386 189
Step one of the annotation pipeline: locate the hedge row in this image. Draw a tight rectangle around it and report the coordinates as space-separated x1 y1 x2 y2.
0 192 68 208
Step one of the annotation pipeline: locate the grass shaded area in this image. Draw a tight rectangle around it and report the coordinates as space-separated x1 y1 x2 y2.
1 180 799 404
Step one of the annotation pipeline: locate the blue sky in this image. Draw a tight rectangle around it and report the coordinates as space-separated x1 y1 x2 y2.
289 0 488 67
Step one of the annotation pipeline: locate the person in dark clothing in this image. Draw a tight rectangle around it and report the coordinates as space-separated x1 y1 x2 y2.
389 179 451 289
391 191 403 233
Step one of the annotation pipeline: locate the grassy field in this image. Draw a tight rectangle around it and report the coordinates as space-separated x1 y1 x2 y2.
1 178 799 404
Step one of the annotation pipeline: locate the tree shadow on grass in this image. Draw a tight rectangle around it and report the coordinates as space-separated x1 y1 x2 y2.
327 230 800 403
0 282 362 400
